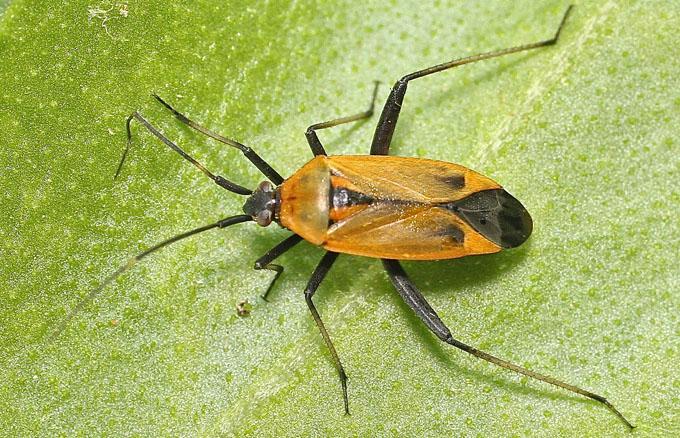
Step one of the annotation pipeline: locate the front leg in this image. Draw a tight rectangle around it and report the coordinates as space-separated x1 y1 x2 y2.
303 251 349 413
305 81 380 156
253 234 303 300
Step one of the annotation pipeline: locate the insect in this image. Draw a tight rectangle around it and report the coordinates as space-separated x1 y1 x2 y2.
55 5 633 428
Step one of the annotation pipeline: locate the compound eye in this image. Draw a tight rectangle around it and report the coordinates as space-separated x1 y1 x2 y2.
258 181 273 193
255 209 272 227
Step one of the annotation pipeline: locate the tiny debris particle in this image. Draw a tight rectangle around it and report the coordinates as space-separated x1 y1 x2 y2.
236 300 252 317
87 3 129 40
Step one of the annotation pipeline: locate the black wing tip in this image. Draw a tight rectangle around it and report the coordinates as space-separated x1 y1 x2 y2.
489 189 533 249
445 188 533 249
497 191 533 248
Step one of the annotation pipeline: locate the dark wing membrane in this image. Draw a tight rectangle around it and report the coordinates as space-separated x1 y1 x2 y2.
327 155 501 203
321 201 502 260
443 188 533 248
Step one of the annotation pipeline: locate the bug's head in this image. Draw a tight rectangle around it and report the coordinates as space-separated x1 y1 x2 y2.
243 181 279 227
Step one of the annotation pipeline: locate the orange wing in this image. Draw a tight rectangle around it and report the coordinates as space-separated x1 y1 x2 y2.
326 155 501 203
318 155 505 259
321 201 502 260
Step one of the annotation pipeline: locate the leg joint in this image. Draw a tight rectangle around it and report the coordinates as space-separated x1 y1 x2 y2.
304 288 317 302
394 77 409 89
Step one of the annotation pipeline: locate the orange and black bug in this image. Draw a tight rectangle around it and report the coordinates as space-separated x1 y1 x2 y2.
54 6 633 429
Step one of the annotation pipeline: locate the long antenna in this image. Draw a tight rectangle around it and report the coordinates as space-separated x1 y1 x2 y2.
117 112 254 195
49 214 252 341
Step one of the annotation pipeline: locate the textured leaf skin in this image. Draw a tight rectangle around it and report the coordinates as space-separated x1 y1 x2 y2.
2 1 678 437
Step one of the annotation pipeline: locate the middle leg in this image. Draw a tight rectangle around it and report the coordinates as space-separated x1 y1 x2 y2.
305 81 380 156
370 6 573 155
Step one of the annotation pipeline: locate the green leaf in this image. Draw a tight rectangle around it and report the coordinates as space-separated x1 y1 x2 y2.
2 0 678 436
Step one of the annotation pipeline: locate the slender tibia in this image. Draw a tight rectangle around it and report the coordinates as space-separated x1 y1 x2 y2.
303 251 349 413
370 6 573 155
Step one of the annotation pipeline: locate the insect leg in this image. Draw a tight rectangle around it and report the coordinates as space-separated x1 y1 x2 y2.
121 112 254 195
253 234 303 301
305 81 380 156
304 251 350 413
152 95 284 185
370 6 573 155
381 259 634 429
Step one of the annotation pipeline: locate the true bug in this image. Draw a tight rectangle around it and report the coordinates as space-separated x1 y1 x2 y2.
55 5 633 428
